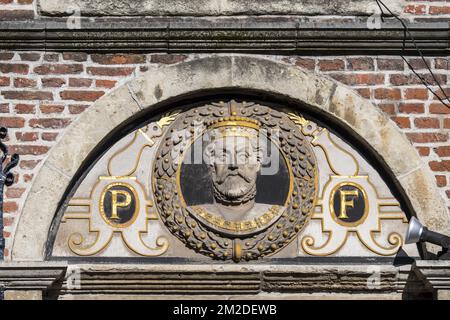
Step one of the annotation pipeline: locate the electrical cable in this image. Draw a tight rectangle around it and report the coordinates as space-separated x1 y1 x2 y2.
375 0 450 108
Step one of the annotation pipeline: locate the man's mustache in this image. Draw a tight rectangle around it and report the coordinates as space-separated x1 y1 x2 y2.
217 170 253 184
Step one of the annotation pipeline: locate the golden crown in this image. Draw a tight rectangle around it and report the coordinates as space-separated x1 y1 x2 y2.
206 116 261 131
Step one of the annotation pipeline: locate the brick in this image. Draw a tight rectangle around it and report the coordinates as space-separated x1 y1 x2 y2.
378 103 396 115
374 88 401 100
4 201 18 213
414 117 440 129
0 52 14 60
389 74 446 86
13 77 37 88
19 53 40 61
4 216 13 227
2 91 52 100
43 53 59 62
29 118 71 129
0 0 13 4
0 104 9 113
62 52 88 62
34 64 83 75
150 54 187 65
87 67 134 77
91 54 146 65
392 117 410 129
0 10 34 20
16 131 38 142
429 103 450 114
10 145 49 155
42 78 66 88
347 58 374 71
377 58 404 71
407 133 448 143
318 59 345 71
0 76 10 86
41 132 58 141
329 74 384 86
429 6 450 15
0 117 25 128
435 58 449 70
14 103 35 114
69 78 93 87
434 146 450 158
60 90 104 102
356 88 370 99
404 88 428 100
404 4 426 15
444 118 450 129
23 173 33 182
0 63 28 74
429 160 450 172
432 88 450 101
39 104 64 114
68 105 88 114
416 147 430 157
95 79 117 88
406 58 432 70
435 175 447 188
293 58 315 70
19 159 40 170
399 103 424 114
17 0 33 4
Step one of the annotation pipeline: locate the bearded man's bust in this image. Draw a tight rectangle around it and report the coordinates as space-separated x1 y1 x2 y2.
186 116 282 235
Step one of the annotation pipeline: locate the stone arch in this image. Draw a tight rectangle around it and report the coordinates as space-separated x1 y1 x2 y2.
11 55 449 261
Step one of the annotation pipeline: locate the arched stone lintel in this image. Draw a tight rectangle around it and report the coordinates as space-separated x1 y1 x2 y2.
11 55 449 261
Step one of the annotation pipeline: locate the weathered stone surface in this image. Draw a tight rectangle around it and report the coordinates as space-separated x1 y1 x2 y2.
129 57 233 108
39 0 404 16
414 260 450 300
46 85 139 178
231 56 336 110
5 290 42 300
12 165 70 261
55 263 405 299
329 85 423 177
398 169 450 243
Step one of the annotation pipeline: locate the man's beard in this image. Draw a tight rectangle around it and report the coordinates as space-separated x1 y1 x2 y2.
212 171 257 205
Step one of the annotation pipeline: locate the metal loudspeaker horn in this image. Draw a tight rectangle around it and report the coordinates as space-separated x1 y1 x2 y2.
406 217 450 260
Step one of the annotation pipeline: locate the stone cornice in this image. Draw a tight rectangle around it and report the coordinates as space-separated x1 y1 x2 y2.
0 262 445 299
413 260 450 291
57 264 406 297
0 17 448 55
0 262 66 291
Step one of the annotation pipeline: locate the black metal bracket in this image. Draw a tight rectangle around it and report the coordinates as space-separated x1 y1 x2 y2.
0 126 19 259
0 127 19 300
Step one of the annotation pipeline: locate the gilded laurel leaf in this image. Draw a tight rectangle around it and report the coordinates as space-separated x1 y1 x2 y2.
157 110 181 128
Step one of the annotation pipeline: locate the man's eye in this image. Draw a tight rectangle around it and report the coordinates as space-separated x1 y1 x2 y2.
237 153 249 162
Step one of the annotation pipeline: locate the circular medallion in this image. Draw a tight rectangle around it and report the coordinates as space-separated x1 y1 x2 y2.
330 182 368 227
153 100 318 262
100 182 139 228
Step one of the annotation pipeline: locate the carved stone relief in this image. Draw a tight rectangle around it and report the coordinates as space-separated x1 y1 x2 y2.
51 99 418 261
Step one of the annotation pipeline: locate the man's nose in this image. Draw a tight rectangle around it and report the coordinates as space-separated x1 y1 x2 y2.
227 159 238 169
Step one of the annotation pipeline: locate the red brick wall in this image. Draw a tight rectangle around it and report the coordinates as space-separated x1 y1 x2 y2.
0 52 448 258
0 0 449 258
